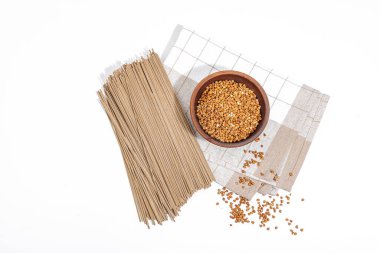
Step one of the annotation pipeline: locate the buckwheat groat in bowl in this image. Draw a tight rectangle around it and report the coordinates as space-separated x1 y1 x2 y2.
190 70 270 148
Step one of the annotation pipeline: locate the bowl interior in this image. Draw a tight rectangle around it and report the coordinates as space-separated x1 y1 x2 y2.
190 70 270 148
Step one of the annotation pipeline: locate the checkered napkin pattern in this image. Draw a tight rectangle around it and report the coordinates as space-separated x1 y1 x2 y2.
161 25 329 199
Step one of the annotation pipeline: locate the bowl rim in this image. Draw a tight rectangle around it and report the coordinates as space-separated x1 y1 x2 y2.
190 70 270 148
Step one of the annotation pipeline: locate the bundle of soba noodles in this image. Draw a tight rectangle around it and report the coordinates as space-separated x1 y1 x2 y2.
97 51 214 227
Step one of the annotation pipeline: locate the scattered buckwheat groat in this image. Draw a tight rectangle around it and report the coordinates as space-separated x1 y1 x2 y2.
196 80 261 143
215 132 305 235
216 187 306 236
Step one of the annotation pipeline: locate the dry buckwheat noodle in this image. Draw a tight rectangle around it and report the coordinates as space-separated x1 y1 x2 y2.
97 50 214 227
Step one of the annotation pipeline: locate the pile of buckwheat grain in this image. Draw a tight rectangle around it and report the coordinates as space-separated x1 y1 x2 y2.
196 80 261 143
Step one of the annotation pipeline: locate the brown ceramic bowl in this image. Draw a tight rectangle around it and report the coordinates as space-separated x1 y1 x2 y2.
190 70 270 148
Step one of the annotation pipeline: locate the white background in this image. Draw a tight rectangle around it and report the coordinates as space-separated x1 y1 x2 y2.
1 0 379 252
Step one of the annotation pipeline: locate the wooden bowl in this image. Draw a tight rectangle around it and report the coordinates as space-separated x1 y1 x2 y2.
190 70 270 148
